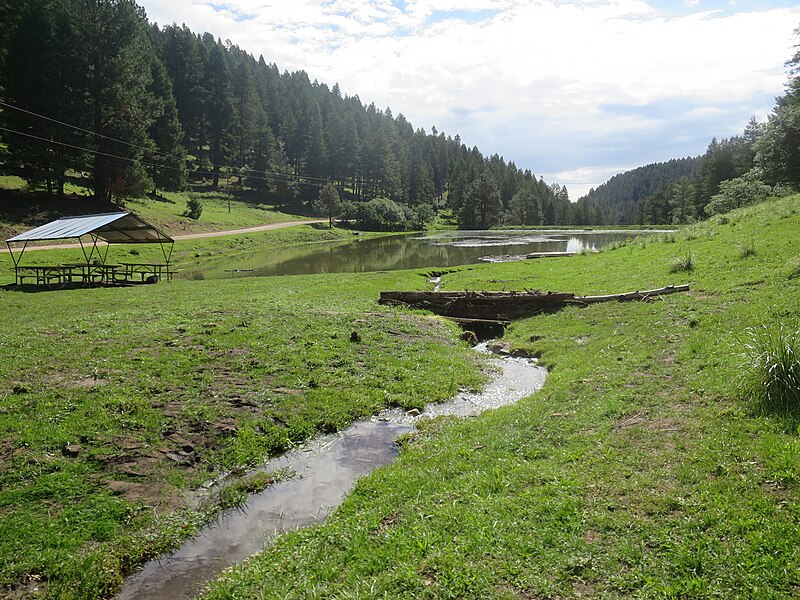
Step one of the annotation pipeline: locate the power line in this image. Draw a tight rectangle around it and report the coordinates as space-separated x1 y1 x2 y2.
0 99 174 161
0 99 336 185
0 125 330 187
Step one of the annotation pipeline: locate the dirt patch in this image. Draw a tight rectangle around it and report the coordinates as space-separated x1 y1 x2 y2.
0 439 16 474
107 480 181 509
4 573 46 599
614 412 650 430
272 387 304 396
48 371 110 388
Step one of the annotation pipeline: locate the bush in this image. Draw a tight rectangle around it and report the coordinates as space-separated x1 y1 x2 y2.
737 236 756 258
745 323 800 414
705 168 772 216
353 197 412 231
787 256 800 279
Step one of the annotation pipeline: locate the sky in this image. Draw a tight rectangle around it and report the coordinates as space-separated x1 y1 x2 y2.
139 0 800 199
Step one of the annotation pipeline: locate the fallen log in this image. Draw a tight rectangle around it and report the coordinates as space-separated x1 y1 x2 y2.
378 284 690 321
580 284 690 303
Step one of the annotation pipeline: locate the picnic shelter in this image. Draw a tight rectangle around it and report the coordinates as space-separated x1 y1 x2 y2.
5 211 174 286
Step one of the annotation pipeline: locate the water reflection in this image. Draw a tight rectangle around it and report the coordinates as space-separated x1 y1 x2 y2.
182 229 647 280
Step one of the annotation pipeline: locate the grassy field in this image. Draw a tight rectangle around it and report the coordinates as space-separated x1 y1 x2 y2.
122 190 301 235
199 196 800 599
0 265 487 598
1 194 799 598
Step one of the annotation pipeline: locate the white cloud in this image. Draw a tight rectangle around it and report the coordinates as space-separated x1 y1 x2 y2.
140 0 800 194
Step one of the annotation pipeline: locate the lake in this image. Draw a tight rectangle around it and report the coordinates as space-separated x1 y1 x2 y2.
181 229 649 280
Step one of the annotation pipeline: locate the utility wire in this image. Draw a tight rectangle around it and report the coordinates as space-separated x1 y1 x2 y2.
0 99 175 161
0 99 336 185
0 125 329 187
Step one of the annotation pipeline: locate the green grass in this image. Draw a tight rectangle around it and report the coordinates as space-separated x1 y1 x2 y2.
198 195 800 599
123 190 300 235
2 193 800 598
0 175 28 190
0 270 486 597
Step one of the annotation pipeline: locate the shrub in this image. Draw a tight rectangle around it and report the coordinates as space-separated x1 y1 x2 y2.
705 168 772 216
745 323 800 414
353 197 415 231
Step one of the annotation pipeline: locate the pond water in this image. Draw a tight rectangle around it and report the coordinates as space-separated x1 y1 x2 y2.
181 229 649 280
116 344 547 600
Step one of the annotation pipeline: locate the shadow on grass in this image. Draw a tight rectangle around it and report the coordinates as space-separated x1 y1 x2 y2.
2 281 156 293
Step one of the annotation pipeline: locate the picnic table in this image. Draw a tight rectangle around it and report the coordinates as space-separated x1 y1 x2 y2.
13 263 171 286
120 262 172 282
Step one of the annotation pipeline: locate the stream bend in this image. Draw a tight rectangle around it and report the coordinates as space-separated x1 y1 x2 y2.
117 344 547 600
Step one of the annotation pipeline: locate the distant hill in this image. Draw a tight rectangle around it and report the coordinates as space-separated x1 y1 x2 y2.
576 157 702 225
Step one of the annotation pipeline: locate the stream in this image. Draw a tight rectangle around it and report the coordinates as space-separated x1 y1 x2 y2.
117 343 547 599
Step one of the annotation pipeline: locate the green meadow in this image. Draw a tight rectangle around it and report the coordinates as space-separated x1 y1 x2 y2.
203 196 800 599
1 194 799 598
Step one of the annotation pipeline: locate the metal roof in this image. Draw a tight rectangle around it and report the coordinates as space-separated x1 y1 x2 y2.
6 212 173 244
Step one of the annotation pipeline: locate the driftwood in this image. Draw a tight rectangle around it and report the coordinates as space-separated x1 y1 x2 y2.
379 284 690 321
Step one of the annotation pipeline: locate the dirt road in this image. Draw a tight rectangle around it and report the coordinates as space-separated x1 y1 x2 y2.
1 219 327 252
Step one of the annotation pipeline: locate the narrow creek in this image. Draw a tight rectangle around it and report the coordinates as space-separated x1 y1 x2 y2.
117 342 547 600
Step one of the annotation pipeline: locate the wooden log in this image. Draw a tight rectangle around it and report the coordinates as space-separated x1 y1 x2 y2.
378 284 690 321
580 284 691 303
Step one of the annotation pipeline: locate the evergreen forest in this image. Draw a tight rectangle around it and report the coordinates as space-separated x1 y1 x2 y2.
2 1 800 228
573 118 776 226
0 0 574 230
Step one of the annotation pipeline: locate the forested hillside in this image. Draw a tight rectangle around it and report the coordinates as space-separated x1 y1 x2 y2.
0 0 573 230
573 157 701 225
575 112 793 226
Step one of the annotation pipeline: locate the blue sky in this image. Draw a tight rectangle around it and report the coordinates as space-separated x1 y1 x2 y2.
141 0 800 198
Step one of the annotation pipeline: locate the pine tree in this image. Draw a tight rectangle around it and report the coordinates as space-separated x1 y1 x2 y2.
314 182 341 227
72 0 159 203
158 25 205 164
147 54 187 192
202 38 235 188
2 0 80 196
458 170 501 229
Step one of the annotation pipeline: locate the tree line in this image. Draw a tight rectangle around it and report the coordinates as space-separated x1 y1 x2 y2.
0 0 576 230
574 157 701 225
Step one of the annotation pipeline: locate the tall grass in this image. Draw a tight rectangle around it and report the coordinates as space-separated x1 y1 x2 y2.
669 252 694 273
745 322 800 415
737 236 756 258
787 256 800 279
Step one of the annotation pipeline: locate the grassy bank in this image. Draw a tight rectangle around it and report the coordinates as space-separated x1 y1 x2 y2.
200 195 800 598
0 269 486 597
